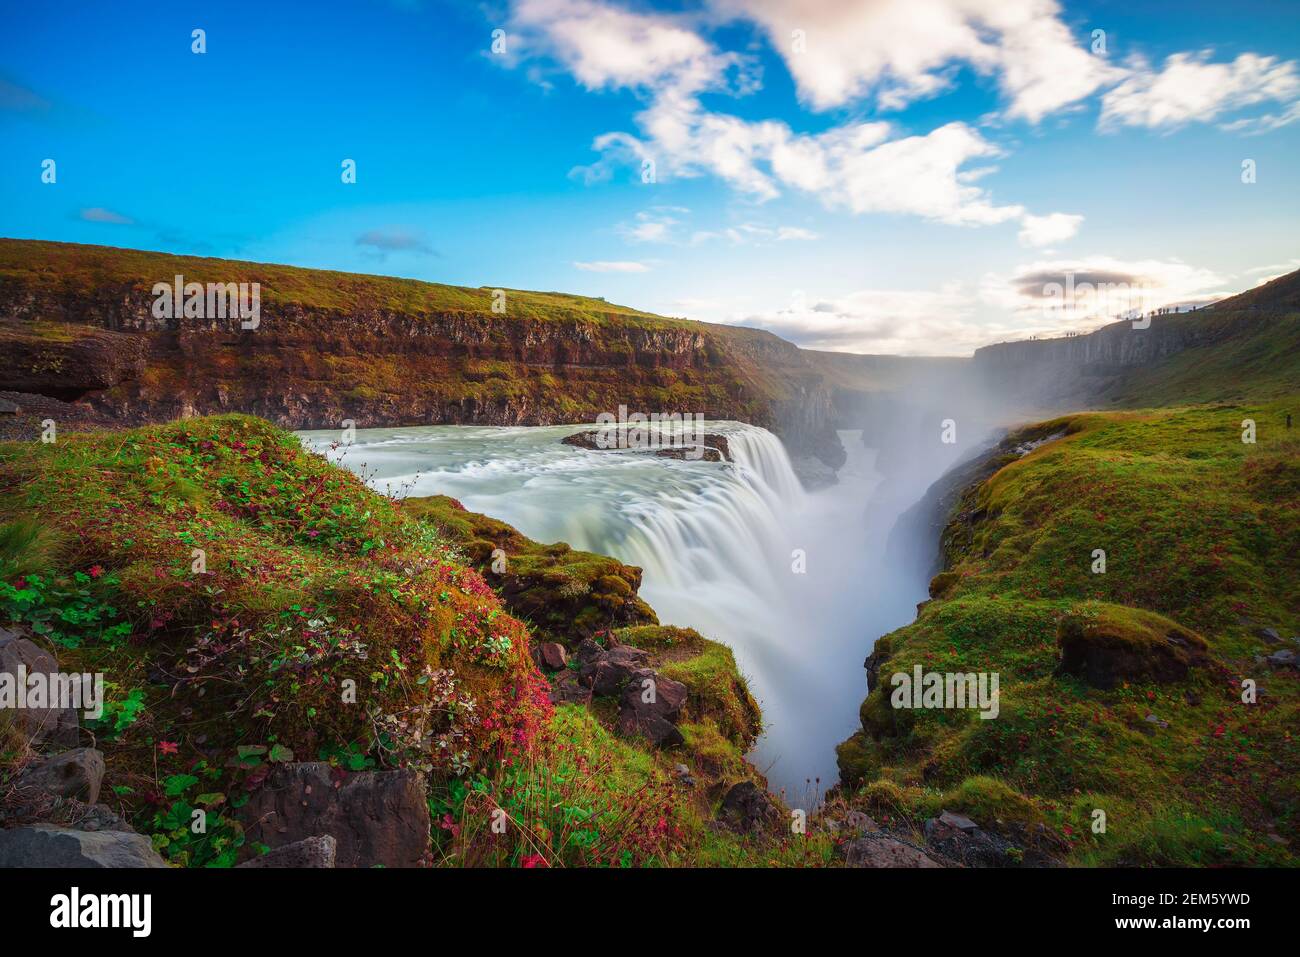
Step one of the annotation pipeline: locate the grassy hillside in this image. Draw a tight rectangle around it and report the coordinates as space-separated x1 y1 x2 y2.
1104 312 1300 407
838 397 1299 865
0 239 684 328
0 240 855 467
0 415 833 867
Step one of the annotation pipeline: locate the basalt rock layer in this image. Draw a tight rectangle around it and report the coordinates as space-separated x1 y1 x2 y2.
0 240 844 467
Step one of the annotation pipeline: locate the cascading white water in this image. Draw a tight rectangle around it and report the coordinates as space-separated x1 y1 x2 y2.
300 421 927 802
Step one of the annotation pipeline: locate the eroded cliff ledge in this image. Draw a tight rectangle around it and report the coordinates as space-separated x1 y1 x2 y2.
0 240 844 468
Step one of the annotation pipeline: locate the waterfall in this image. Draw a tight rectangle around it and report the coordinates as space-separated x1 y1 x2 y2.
301 420 927 803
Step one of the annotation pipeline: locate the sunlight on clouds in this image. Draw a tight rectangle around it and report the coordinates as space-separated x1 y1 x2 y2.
1017 212 1083 248
1100 52 1300 132
712 0 1120 121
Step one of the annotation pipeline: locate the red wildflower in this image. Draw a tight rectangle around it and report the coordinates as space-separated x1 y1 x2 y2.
88 564 104 579
158 741 179 755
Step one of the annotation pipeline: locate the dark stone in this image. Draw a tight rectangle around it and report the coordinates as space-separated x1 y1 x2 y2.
238 835 337 868
562 429 730 463
0 825 167 868
616 669 688 747
538 642 568 670
0 627 80 747
1266 649 1298 670
240 763 430 868
1055 618 1209 689
580 644 651 696
938 809 978 832
548 671 589 706
845 834 942 868
14 748 105 804
718 780 780 833
574 638 605 665
845 810 879 834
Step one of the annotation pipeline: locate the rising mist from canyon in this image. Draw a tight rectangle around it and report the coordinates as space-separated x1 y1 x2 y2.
301 361 1051 803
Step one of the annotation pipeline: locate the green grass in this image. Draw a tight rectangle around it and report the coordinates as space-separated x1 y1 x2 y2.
840 399 1300 866
1105 313 1300 406
0 239 684 328
0 414 551 865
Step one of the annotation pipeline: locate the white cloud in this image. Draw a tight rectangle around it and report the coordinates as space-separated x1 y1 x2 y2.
982 256 1229 322
691 222 820 245
1017 212 1083 248
712 0 1119 121
617 207 687 243
510 0 745 94
512 0 1078 238
776 226 818 241
1099 52 1300 132
728 284 984 355
573 259 651 272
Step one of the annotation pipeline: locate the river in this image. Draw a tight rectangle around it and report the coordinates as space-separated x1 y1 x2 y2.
300 421 930 804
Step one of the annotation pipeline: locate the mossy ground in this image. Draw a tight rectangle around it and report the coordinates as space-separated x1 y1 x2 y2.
402 495 784 851
839 399 1299 866
0 415 545 865
0 415 809 867
401 494 657 643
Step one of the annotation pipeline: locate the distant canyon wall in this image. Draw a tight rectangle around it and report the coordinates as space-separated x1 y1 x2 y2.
0 278 847 468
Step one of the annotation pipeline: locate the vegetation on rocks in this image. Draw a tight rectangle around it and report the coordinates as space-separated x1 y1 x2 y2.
838 399 1299 866
0 414 812 867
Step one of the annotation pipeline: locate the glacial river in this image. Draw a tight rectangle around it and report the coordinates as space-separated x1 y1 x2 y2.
300 421 926 803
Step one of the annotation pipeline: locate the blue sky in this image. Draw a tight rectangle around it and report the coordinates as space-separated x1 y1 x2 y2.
2 0 1298 354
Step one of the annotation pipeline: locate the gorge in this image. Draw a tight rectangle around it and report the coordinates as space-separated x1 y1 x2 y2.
2 240 1297 868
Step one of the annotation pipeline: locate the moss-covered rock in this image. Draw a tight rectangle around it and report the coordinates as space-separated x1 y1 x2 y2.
1055 603 1212 689
837 401 1300 867
0 415 552 866
403 495 656 645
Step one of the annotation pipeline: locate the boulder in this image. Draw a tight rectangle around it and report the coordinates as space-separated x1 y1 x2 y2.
538 642 568 671
938 809 978 833
718 780 780 833
0 627 80 747
1266 649 1298 670
923 817 1019 867
618 712 684 748
1055 609 1210 689
845 834 943 868
845 810 880 834
574 638 605 665
14 748 105 804
617 669 687 747
0 825 167 868
238 835 337 868
580 644 651 696
240 763 430 868
548 671 589 706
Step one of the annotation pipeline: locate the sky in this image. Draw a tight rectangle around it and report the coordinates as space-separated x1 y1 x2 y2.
1 0 1298 356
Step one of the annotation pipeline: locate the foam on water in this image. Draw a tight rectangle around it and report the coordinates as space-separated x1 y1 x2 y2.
300 421 924 802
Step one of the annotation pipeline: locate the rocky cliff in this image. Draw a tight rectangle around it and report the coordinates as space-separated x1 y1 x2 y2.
970 272 1297 406
0 240 845 468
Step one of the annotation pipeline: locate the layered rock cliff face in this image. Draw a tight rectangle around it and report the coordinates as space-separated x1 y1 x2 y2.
0 240 844 467
969 287 1279 406
975 312 1253 373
